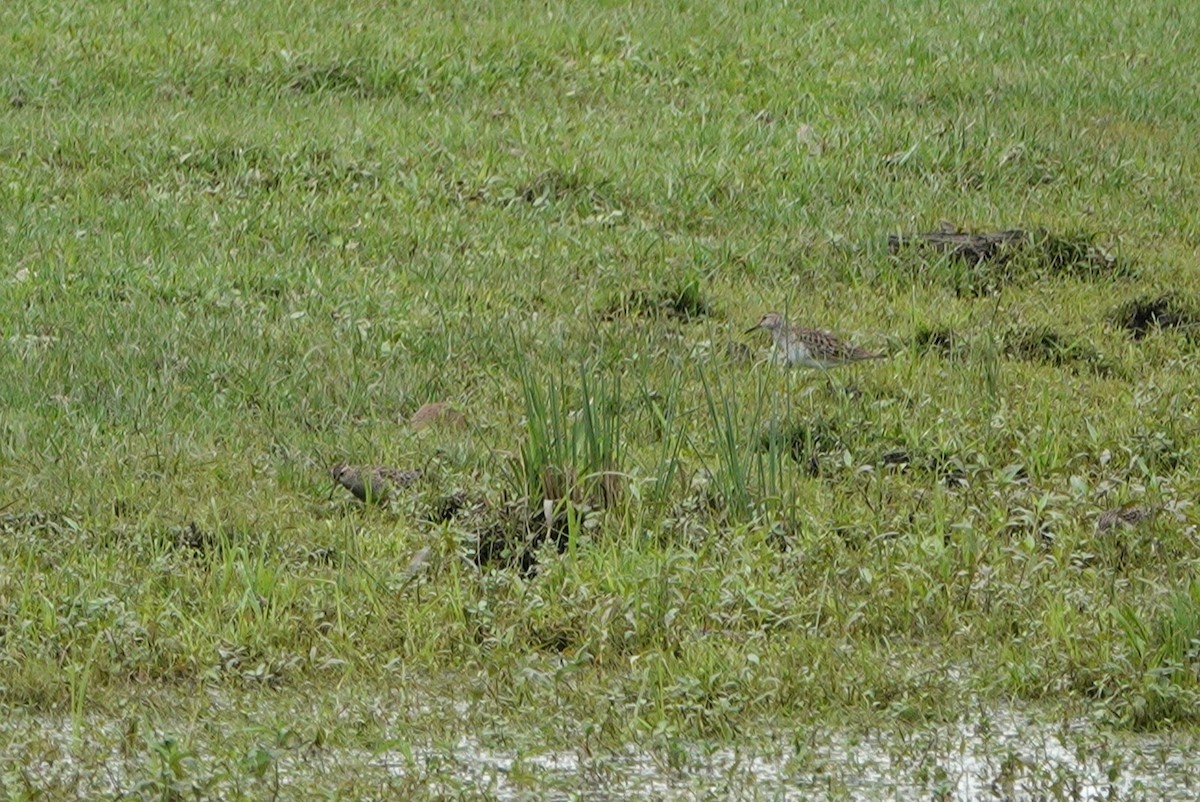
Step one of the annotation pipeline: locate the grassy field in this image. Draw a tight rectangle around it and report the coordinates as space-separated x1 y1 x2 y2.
3 0 1200 797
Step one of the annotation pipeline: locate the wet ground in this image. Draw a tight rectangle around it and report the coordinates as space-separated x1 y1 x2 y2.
4 702 1198 800
373 711 1198 800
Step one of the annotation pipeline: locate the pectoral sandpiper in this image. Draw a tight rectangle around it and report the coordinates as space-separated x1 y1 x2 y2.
332 463 422 503
745 312 884 370
1095 504 1158 534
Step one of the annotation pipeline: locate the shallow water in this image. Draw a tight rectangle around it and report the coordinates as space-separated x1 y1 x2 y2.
4 705 1198 800
371 709 1197 800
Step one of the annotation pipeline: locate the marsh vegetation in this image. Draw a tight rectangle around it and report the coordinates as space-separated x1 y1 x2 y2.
2 0 1200 798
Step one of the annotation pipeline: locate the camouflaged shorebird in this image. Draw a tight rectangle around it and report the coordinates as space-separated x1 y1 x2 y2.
745 312 885 369
331 463 421 503
1095 504 1159 534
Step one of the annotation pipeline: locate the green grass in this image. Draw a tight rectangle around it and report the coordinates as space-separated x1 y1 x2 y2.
3 0 1200 796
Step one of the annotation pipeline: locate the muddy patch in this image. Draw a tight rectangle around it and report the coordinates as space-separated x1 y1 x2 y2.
600 275 713 321
757 417 846 476
909 325 969 358
876 447 969 485
1109 293 1200 340
1002 327 1118 377
512 168 617 209
466 500 577 576
889 226 1131 295
424 485 586 575
425 491 473 524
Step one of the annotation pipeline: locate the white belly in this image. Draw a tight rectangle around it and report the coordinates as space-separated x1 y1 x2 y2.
781 342 836 369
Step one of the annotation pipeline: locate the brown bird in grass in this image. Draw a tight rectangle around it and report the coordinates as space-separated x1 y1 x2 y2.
1095 505 1158 534
745 312 885 369
331 463 421 503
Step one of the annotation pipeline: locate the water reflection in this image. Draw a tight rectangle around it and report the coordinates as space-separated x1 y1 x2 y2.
6 706 1198 800
375 709 1198 800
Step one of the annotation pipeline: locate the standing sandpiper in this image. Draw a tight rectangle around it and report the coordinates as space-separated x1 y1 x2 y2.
745 312 884 370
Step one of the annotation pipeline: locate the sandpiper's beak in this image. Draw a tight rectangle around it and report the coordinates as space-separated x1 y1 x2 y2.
744 323 761 334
